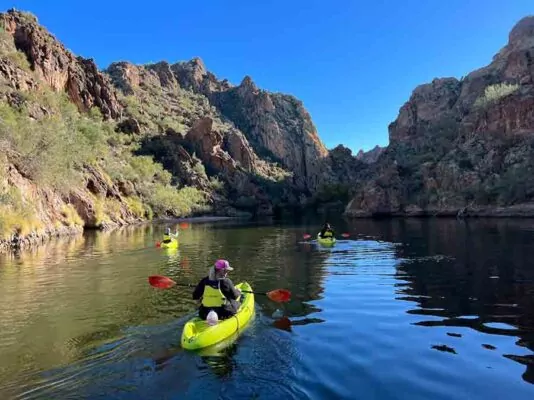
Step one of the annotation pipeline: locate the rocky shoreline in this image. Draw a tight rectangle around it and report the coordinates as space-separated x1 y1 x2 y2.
345 203 534 218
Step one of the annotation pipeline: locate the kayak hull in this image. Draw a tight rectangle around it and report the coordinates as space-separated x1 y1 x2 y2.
160 239 179 249
181 282 255 350
317 234 336 246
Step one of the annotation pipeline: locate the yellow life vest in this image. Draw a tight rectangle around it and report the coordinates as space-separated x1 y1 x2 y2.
322 230 333 237
163 234 172 243
202 282 227 308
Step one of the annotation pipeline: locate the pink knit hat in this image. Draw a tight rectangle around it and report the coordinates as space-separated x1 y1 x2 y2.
214 259 233 271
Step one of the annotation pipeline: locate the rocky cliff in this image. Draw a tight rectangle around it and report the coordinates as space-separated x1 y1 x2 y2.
0 8 328 250
356 145 385 164
345 15 534 217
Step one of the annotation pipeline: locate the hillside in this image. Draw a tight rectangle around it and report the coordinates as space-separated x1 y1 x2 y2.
345 15 534 217
2 8 534 250
0 9 328 249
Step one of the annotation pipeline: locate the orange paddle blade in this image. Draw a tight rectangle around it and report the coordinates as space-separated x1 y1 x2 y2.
266 289 291 303
149 275 176 289
179 222 189 229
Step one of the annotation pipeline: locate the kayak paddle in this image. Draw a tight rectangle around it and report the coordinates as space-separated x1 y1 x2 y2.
148 275 291 303
303 232 350 239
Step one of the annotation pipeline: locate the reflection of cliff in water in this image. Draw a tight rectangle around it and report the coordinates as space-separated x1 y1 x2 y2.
345 218 534 384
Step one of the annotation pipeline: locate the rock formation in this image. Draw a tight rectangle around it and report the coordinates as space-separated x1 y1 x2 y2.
345 15 534 217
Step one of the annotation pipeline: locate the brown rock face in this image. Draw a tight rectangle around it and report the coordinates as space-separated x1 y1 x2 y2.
185 117 238 175
345 15 534 217
170 64 329 191
171 57 231 94
355 145 385 164
106 61 141 95
0 10 121 118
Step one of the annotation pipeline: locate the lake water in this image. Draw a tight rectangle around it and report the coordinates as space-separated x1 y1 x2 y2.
0 218 533 399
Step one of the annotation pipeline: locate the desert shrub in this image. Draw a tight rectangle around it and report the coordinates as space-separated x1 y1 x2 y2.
192 160 207 179
0 186 42 238
209 176 225 191
125 196 145 218
0 93 111 192
149 185 207 217
61 204 83 227
474 83 519 108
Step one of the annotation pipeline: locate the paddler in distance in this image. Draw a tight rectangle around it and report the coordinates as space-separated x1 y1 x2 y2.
192 259 241 324
318 222 335 239
162 227 179 244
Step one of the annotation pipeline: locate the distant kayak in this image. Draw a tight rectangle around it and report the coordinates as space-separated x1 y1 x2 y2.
317 234 336 246
160 239 178 249
181 282 254 350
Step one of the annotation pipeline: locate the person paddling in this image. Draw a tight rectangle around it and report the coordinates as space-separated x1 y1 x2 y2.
318 222 335 239
192 259 241 322
162 227 178 244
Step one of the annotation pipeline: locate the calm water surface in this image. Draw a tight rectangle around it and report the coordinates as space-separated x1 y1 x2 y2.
1 218 534 399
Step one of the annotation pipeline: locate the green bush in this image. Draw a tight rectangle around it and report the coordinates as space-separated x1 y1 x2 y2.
61 204 84 227
0 92 111 192
0 185 43 238
125 196 145 218
475 83 519 108
192 160 207 179
149 185 207 216
209 176 225 191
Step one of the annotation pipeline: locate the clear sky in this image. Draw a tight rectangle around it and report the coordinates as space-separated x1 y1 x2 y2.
5 0 534 152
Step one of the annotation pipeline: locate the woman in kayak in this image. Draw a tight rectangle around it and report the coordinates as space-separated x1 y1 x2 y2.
192 259 241 321
162 227 179 244
319 222 335 238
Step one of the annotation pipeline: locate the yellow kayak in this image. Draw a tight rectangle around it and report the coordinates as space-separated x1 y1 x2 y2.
160 238 178 249
317 233 336 246
181 282 255 350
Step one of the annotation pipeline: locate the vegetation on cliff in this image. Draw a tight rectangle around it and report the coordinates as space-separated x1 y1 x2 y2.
0 9 328 246
344 16 534 217
0 14 208 242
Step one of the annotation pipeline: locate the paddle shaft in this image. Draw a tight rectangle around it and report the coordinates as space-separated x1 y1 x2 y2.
166 281 270 296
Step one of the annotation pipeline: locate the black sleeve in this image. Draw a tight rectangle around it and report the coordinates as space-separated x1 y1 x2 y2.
192 278 206 300
220 278 240 300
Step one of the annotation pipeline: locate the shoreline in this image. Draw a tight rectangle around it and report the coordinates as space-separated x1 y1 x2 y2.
0 214 249 254
344 203 534 219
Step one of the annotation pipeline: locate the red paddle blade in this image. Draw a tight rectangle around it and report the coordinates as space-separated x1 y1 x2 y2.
341 233 350 238
303 234 311 240
267 289 291 302
148 275 176 289
179 222 189 229
156 242 161 247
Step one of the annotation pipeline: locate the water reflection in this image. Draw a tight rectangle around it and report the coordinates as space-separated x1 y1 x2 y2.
343 218 534 385
1 218 534 398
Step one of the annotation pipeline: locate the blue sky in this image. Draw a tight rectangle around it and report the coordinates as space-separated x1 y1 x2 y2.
5 0 534 152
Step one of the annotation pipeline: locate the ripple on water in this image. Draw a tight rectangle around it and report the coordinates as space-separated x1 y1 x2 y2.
2 222 534 399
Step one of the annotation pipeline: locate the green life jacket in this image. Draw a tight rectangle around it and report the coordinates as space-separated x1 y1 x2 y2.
202 281 227 308
322 230 333 237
